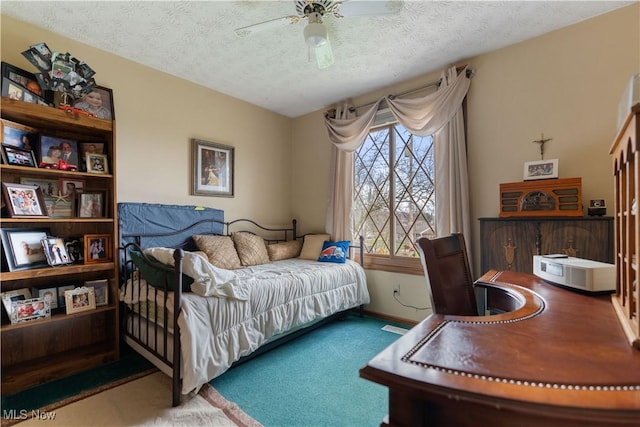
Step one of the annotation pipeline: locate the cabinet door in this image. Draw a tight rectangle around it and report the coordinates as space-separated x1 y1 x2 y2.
480 220 539 273
540 219 613 263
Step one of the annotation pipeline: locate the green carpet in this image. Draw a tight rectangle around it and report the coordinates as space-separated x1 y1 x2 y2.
211 314 408 427
1 345 155 414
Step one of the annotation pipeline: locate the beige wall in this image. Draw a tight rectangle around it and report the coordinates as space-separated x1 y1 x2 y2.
2 5 638 324
1 14 293 225
291 4 639 323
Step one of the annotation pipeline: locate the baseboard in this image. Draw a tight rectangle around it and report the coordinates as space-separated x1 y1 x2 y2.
362 309 418 327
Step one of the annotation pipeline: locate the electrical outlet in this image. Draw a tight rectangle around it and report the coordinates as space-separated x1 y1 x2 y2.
393 284 400 295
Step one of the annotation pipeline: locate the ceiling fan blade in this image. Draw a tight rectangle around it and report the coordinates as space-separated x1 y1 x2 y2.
337 0 402 17
234 15 300 38
315 38 334 69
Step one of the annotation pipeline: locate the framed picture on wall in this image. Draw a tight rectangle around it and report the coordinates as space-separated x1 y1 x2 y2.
191 139 234 197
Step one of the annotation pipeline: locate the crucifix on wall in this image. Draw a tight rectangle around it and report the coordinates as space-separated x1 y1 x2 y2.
532 133 552 160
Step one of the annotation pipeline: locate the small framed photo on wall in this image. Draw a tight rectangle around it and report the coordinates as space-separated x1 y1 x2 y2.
191 138 234 197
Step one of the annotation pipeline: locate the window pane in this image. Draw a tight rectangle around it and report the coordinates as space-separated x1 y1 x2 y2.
354 123 436 264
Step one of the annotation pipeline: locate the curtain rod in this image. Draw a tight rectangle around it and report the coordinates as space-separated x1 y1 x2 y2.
347 67 472 113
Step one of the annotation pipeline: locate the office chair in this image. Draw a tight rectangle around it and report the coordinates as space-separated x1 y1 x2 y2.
416 233 478 316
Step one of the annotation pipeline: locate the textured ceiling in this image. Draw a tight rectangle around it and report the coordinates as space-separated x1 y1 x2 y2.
1 1 634 118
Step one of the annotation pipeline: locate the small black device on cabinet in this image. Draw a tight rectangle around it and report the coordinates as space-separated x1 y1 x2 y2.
588 199 606 216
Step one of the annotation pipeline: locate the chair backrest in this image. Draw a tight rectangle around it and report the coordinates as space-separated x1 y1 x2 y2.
416 233 478 316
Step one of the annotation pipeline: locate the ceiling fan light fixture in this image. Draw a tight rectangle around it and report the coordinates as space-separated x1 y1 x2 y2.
304 11 327 47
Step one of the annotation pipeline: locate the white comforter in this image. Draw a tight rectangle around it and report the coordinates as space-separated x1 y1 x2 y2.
123 257 369 394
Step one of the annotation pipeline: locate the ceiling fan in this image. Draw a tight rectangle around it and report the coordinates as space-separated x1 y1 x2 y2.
234 0 402 69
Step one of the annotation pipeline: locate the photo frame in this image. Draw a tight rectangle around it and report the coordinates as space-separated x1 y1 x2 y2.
59 178 85 197
1 144 37 168
1 62 49 105
64 287 96 315
35 287 58 309
523 159 559 181
1 288 32 319
11 297 50 324
56 285 75 308
77 190 106 218
85 279 108 306
85 153 108 174
72 85 114 120
19 177 58 197
84 234 112 264
78 142 105 171
43 194 73 219
1 119 37 150
191 139 234 197
39 135 79 168
0 228 49 271
64 238 84 264
1 183 48 218
41 236 73 266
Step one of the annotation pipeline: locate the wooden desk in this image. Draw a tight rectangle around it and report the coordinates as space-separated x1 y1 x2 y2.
360 270 640 427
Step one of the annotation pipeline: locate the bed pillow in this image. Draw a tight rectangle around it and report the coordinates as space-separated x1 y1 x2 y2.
129 250 193 292
298 233 331 260
232 232 270 266
266 240 302 261
317 240 350 264
193 235 242 270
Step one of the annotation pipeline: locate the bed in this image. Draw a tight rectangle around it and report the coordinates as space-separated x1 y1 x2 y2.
117 202 370 406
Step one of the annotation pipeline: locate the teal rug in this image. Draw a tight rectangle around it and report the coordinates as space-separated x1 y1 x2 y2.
211 314 408 427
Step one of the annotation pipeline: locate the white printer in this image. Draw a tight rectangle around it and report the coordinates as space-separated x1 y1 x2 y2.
533 255 615 293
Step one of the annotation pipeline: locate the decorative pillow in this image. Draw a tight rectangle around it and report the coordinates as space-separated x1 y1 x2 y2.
192 235 242 270
130 250 193 292
232 232 270 266
317 240 350 264
266 240 303 261
298 233 331 260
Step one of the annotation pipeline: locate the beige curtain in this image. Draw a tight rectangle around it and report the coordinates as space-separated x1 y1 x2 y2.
324 66 470 244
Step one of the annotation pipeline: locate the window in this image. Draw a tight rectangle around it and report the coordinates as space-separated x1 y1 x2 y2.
353 121 435 274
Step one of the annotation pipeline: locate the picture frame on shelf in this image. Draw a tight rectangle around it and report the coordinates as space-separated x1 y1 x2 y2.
1 62 49 105
19 177 58 197
39 136 79 168
59 178 85 197
72 85 114 120
56 285 75 308
77 190 106 218
1 288 32 319
84 234 112 264
191 138 234 197
85 153 108 174
64 238 84 264
1 144 37 168
1 62 44 95
1 183 48 218
35 287 58 309
43 194 73 219
523 159 559 181
0 228 50 271
78 142 105 171
41 236 73 267
1 119 37 150
85 279 108 306
10 297 50 324
64 287 96 315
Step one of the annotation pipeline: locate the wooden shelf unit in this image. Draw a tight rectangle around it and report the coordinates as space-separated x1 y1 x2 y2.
610 103 640 349
0 97 119 394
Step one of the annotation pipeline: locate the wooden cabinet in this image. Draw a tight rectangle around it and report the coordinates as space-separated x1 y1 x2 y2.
0 98 119 394
479 217 614 274
610 103 639 349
